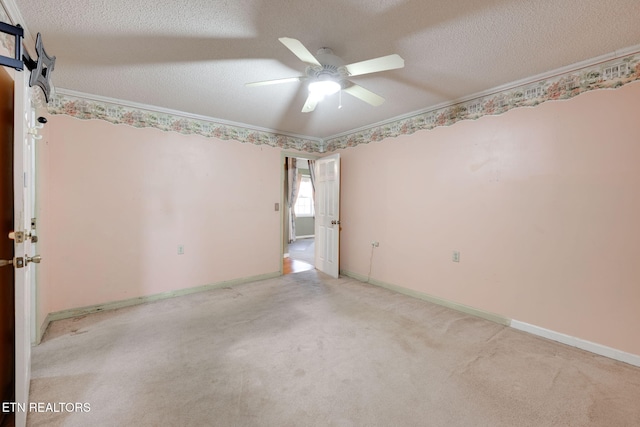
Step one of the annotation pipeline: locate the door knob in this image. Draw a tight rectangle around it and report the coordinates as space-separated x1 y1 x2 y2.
0 257 24 268
25 255 42 264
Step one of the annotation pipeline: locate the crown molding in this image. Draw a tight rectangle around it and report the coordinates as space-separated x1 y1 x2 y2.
50 89 323 152
1 0 35 47
324 45 640 151
44 41 640 154
327 44 640 142
55 88 320 143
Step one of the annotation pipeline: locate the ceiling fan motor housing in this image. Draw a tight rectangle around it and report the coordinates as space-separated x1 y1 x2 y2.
305 47 349 87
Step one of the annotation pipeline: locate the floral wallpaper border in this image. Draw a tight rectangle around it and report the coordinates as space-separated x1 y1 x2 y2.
48 94 322 153
324 52 640 151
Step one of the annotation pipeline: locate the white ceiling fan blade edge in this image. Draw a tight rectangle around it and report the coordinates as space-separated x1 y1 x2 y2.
245 76 305 87
343 84 385 106
345 54 404 77
279 37 322 66
301 94 319 113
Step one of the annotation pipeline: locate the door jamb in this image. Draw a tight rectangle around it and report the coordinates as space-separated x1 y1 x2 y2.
280 151 320 275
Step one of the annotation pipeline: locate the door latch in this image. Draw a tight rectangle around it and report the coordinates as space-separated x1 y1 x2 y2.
330 220 341 225
8 230 37 243
8 231 25 243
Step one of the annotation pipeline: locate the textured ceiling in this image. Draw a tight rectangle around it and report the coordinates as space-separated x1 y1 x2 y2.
13 0 640 139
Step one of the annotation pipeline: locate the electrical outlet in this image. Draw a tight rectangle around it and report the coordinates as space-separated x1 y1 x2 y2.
371 241 379 247
452 250 460 262
178 245 185 255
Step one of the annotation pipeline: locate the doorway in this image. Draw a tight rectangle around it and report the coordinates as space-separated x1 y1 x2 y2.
283 156 316 274
0 66 15 426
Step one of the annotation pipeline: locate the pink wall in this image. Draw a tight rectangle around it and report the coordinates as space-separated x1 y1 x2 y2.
38 115 282 314
338 82 640 356
36 83 640 357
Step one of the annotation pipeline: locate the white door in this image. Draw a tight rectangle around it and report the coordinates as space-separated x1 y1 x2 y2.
13 70 36 427
314 154 340 278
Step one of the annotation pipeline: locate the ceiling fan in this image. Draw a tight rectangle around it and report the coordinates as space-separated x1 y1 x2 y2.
246 37 404 113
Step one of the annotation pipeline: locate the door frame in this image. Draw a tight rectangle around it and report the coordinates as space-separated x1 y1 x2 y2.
279 151 319 274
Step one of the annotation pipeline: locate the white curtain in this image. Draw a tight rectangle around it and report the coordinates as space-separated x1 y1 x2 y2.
286 158 302 243
307 159 316 199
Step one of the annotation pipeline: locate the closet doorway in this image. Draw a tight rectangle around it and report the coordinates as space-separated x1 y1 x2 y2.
283 156 316 274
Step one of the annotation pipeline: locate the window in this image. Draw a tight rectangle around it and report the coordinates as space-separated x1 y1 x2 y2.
294 175 314 217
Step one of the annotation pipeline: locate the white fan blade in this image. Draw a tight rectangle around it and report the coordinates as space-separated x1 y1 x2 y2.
279 37 322 66
301 94 319 113
343 84 385 106
345 54 404 77
245 76 305 87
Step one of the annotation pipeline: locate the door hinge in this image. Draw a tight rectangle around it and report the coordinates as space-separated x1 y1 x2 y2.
31 217 37 230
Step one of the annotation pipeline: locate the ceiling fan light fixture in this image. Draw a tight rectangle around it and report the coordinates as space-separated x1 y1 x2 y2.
308 80 341 99
247 38 404 112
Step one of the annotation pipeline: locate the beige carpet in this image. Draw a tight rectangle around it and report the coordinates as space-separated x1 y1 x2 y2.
28 271 640 426
288 238 315 265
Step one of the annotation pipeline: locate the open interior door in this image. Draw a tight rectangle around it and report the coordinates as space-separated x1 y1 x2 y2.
13 67 37 427
0 59 16 427
314 154 340 278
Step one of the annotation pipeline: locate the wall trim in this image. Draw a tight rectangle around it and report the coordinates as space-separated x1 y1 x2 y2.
2 0 25 29
37 271 281 343
340 269 510 326
1 0 36 55
510 320 640 368
43 45 640 153
49 89 322 153
341 270 640 368
324 48 640 151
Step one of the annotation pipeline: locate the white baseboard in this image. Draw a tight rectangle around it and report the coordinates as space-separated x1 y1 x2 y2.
341 269 640 368
38 271 282 340
37 316 50 345
340 269 510 326
510 320 640 368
